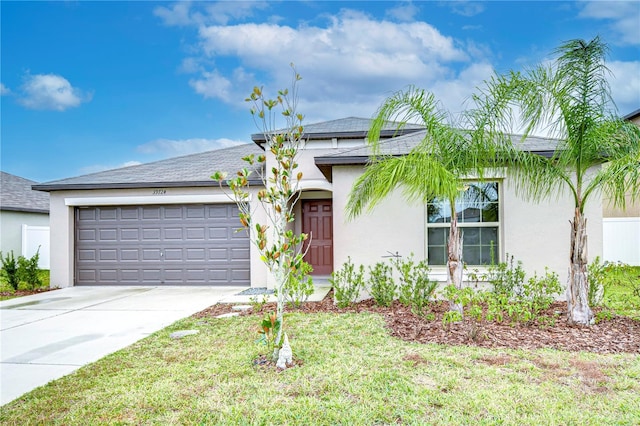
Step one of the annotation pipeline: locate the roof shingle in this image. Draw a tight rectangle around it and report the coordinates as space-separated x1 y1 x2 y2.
33 144 263 191
1 172 50 213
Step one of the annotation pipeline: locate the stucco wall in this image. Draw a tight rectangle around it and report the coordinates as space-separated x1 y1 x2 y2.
0 210 49 259
47 186 268 288
331 165 603 293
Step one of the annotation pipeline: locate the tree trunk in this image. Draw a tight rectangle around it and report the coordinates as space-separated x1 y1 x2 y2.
567 208 593 325
447 212 464 314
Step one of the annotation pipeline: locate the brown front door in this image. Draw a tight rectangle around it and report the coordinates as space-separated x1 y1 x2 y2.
302 200 333 275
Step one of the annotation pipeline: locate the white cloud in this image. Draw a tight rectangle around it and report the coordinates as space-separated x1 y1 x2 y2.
578 1 640 45
153 1 197 26
189 70 233 101
608 60 640 115
154 1 269 26
18 73 90 111
187 9 474 120
385 2 420 22
137 137 246 157
0 83 10 95
449 1 485 17
203 1 269 25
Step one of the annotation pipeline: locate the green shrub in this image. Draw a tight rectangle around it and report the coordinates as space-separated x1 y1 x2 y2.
330 257 365 308
522 268 561 314
393 255 437 315
587 256 606 306
18 249 42 290
1 251 20 291
484 254 526 298
367 262 396 307
281 261 314 308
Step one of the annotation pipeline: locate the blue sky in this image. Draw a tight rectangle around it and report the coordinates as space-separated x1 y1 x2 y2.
1 1 639 183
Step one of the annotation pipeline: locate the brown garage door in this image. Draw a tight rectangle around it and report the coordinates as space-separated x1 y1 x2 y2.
75 204 250 286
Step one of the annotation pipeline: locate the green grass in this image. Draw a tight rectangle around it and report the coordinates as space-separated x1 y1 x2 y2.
601 265 640 320
0 270 50 300
1 312 639 425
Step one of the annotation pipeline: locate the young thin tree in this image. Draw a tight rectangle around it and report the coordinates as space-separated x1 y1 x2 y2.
213 67 308 360
472 37 640 325
347 87 488 312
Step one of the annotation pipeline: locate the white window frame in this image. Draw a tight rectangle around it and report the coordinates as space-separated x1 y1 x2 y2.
425 180 502 268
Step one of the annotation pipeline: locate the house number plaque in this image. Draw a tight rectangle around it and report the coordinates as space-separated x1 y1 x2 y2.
152 189 167 195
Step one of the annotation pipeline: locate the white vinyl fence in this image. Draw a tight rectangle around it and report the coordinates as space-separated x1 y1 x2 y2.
22 225 50 269
603 218 640 266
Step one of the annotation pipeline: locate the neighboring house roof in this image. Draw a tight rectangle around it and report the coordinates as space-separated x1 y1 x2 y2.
314 130 561 181
33 143 262 192
624 109 640 122
1 172 50 213
251 116 424 146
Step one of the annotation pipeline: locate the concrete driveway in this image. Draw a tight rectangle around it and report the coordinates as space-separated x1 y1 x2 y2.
0 286 244 406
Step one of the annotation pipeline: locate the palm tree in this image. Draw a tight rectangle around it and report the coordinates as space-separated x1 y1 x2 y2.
471 36 640 325
347 87 487 312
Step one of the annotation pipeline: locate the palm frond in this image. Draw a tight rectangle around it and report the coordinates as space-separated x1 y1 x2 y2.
369 86 448 154
346 153 459 220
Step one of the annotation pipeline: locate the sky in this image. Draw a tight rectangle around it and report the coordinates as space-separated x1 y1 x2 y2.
1 1 639 183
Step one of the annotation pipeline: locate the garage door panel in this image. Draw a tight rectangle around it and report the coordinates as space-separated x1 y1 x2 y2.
121 228 139 240
231 248 250 260
99 249 117 261
78 229 96 241
75 204 250 286
142 249 162 261
142 228 161 240
164 228 183 239
121 207 139 220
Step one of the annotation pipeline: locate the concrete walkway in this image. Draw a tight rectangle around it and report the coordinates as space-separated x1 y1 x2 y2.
0 286 244 406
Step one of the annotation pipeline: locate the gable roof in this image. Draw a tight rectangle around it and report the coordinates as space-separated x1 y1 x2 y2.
35 117 425 192
314 130 561 181
33 143 262 192
251 116 424 145
1 172 50 213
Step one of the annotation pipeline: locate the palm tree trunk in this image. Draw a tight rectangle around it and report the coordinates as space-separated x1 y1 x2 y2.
448 212 464 314
567 208 593 325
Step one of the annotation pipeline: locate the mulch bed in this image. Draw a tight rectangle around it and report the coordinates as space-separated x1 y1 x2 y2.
195 290 640 354
0 288 54 299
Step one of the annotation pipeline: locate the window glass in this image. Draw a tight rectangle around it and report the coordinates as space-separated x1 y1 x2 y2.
426 182 500 266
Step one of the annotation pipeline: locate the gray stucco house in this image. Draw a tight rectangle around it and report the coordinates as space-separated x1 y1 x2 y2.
33 117 603 288
1 172 50 268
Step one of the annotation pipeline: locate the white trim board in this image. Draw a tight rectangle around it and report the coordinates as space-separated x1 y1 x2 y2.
64 194 240 206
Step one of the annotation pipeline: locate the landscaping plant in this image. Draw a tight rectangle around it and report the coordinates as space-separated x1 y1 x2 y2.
0 250 20 291
213 66 308 362
281 260 314 308
330 257 365 308
345 87 494 315
472 36 640 325
367 261 396 307
392 254 437 316
18 248 42 290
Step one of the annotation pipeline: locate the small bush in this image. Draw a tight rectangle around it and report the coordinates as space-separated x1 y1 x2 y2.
367 262 396 307
18 249 42 290
1 251 20 291
282 261 314 308
522 268 561 314
393 255 437 314
330 257 365 308
484 254 526 298
587 256 606 306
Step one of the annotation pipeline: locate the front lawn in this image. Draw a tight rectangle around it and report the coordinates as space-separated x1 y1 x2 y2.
1 312 638 425
602 265 640 320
